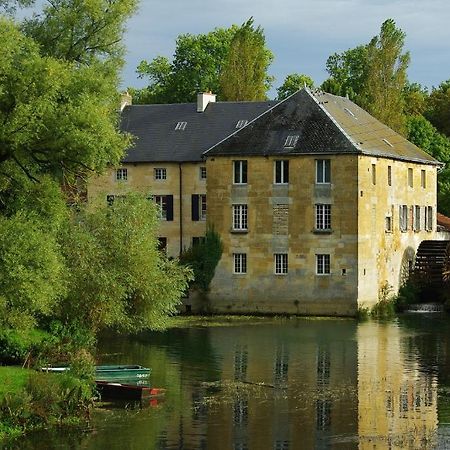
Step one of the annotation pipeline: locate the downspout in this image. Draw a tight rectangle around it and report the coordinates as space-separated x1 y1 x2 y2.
179 163 183 255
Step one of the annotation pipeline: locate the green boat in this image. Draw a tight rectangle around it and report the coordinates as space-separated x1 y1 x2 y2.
42 364 151 382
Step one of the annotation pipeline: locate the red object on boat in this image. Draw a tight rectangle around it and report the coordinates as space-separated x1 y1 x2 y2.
96 381 166 402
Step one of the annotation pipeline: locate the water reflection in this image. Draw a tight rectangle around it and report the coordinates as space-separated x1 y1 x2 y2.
11 316 450 449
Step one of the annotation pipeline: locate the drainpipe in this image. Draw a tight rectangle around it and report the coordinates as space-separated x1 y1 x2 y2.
179 163 183 255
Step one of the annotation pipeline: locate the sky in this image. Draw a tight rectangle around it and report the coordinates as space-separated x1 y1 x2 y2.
121 0 450 99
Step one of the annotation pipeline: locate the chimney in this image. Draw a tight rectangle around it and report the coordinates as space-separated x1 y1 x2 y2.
120 91 132 111
197 92 216 112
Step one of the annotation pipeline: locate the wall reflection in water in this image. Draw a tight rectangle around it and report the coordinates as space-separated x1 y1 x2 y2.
13 318 446 450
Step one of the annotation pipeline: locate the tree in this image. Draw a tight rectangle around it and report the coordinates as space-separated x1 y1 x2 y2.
407 115 450 215
60 195 193 333
403 82 428 117
425 80 450 137
220 18 273 101
135 27 237 103
321 45 368 101
360 19 410 134
276 73 314 100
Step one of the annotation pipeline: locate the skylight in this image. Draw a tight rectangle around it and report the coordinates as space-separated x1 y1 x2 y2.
236 119 248 129
382 138 394 148
344 107 356 118
284 135 299 148
175 121 187 131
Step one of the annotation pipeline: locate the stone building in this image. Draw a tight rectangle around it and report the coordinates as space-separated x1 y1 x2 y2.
204 89 440 315
88 88 441 315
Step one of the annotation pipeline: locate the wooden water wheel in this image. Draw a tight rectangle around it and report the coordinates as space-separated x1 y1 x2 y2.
413 240 450 286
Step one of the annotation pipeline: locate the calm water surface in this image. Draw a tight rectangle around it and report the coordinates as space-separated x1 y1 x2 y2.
10 315 450 449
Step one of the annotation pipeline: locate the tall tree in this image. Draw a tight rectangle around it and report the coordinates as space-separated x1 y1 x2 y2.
360 19 410 134
135 27 237 104
220 18 273 101
425 80 450 137
276 73 314 100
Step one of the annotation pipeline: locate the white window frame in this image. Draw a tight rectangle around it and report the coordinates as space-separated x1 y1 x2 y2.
316 254 331 275
154 195 167 220
233 160 247 184
399 205 408 232
200 166 207 180
116 168 127 181
316 159 330 184
232 204 248 231
274 253 288 275
284 135 299 148
154 168 167 180
199 194 207 221
414 205 421 231
274 160 289 184
236 119 248 129
315 204 331 230
233 253 247 274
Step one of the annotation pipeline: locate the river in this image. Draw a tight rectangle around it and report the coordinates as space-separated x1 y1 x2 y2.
9 315 450 449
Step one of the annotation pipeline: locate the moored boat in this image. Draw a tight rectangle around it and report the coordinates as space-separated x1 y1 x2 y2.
95 381 165 402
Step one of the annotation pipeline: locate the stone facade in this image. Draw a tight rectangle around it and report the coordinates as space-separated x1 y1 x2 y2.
204 155 437 315
87 161 207 257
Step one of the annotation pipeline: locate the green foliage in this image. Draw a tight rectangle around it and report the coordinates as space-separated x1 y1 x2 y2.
369 282 396 319
359 19 410 135
276 73 314 100
356 305 370 321
135 27 237 103
134 18 273 103
220 18 274 101
322 45 368 101
406 115 450 214
0 329 48 365
403 82 428 116
60 194 193 333
425 79 450 137
180 229 223 292
394 280 420 312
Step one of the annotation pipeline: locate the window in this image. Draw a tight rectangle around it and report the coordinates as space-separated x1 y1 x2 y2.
316 159 330 184
175 121 187 130
387 165 392 186
157 237 167 252
191 194 206 221
408 168 413 187
414 205 421 231
236 119 248 129
425 206 433 231
233 160 247 184
233 253 247 274
154 168 167 180
233 204 248 231
385 216 392 232
192 236 205 247
315 204 331 230
200 166 207 180
274 160 289 184
421 170 426 188
116 168 127 181
316 254 330 275
399 205 408 231
284 135 299 148
371 164 376 185
274 254 288 275
153 195 173 221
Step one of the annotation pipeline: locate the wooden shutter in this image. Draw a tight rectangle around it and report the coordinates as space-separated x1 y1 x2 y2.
191 194 199 221
166 195 174 221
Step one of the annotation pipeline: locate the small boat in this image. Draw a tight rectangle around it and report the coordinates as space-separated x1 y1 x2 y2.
41 364 151 382
95 381 165 402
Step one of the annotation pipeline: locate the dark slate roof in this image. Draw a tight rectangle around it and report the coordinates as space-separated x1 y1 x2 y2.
120 101 275 163
204 89 441 166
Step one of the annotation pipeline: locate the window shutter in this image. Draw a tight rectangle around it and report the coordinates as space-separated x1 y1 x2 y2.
191 194 199 221
166 195 174 221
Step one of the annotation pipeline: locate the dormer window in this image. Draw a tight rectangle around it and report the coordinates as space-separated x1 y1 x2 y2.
236 119 248 129
284 135 299 148
175 121 187 131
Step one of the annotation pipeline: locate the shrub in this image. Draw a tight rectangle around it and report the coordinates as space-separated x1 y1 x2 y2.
394 280 420 312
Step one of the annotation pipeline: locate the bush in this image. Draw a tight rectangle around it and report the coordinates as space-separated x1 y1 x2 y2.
394 280 420 312
0 329 48 365
180 228 223 292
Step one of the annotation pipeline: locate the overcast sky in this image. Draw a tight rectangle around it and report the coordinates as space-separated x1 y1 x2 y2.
121 0 449 98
